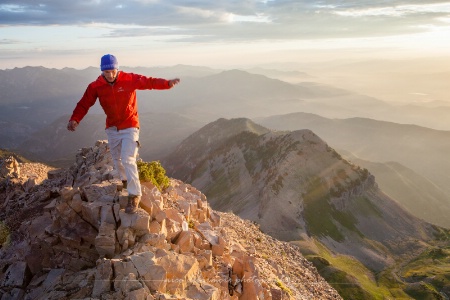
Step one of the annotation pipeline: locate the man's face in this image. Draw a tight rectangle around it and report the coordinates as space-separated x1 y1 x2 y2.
103 69 118 83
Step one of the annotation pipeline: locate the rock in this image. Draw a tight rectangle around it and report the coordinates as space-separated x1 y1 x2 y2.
112 258 139 278
141 264 167 293
140 233 168 248
0 156 20 178
2 261 31 288
173 230 195 253
141 182 162 214
116 227 136 251
43 269 65 287
47 168 65 179
82 182 117 203
70 193 83 213
23 176 37 192
92 258 113 297
115 272 146 294
119 209 151 234
165 208 184 224
95 222 117 258
100 204 117 225
186 281 219 300
159 252 200 295
81 201 103 229
1 288 25 300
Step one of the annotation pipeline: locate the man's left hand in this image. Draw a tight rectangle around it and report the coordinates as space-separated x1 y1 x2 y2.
168 78 180 88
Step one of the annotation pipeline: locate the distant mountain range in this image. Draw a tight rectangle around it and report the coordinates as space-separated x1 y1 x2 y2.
2 65 450 134
3 66 450 229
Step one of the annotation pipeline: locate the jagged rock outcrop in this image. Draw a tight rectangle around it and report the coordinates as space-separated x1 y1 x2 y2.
0 141 342 299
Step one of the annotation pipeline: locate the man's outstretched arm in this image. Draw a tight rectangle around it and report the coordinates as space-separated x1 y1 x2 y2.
67 84 98 131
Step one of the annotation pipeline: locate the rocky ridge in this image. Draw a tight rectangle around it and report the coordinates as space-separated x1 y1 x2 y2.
0 141 341 299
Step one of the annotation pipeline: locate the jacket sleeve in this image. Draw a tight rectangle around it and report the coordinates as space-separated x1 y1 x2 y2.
69 84 98 123
134 74 170 90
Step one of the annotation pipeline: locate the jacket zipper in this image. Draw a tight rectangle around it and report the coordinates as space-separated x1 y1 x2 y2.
111 84 119 130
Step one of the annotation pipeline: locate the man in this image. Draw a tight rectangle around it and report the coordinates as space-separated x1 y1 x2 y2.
67 54 180 213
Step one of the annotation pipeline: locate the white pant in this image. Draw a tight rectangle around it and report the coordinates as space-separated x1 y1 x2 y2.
106 127 141 196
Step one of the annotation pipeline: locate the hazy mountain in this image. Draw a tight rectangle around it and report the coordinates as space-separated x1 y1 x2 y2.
136 68 390 123
124 64 221 78
2 65 450 132
16 112 204 167
163 118 439 270
343 154 450 228
0 65 217 132
3 65 450 154
257 112 450 227
0 66 100 130
0 121 34 149
243 67 313 82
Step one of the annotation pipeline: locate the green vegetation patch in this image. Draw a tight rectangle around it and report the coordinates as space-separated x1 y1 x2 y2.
0 221 10 247
322 267 375 300
353 196 383 219
405 282 445 300
305 240 394 300
274 278 292 296
432 225 450 241
302 177 363 242
137 160 170 191
401 247 450 285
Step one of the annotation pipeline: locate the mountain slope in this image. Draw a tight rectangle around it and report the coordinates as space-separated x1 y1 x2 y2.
256 112 450 228
163 118 450 298
0 143 341 299
344 154 450 228
163 118 440 272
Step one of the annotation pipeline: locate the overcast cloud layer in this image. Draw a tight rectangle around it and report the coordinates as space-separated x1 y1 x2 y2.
2 0 450 42
1 0 450 69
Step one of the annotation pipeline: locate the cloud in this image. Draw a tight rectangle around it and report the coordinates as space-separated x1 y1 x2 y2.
1 0 450 42
0 38 22 44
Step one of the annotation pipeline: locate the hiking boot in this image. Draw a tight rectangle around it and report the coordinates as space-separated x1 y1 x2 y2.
125 195 140 214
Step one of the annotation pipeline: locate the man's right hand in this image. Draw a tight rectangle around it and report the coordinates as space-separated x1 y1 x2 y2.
67 120 79 131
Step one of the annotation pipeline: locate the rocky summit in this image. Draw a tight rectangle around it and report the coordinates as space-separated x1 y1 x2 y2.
0 141 341 299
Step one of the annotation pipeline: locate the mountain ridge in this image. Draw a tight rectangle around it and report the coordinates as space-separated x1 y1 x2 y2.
163 118 441 271
0 141 341 299
257 111 450 228
163 117 450 298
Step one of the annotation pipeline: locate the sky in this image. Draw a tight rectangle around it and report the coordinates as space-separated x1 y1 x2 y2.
1 0 450 69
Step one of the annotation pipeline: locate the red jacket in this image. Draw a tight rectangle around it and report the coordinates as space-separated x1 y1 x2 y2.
70 71 171 130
